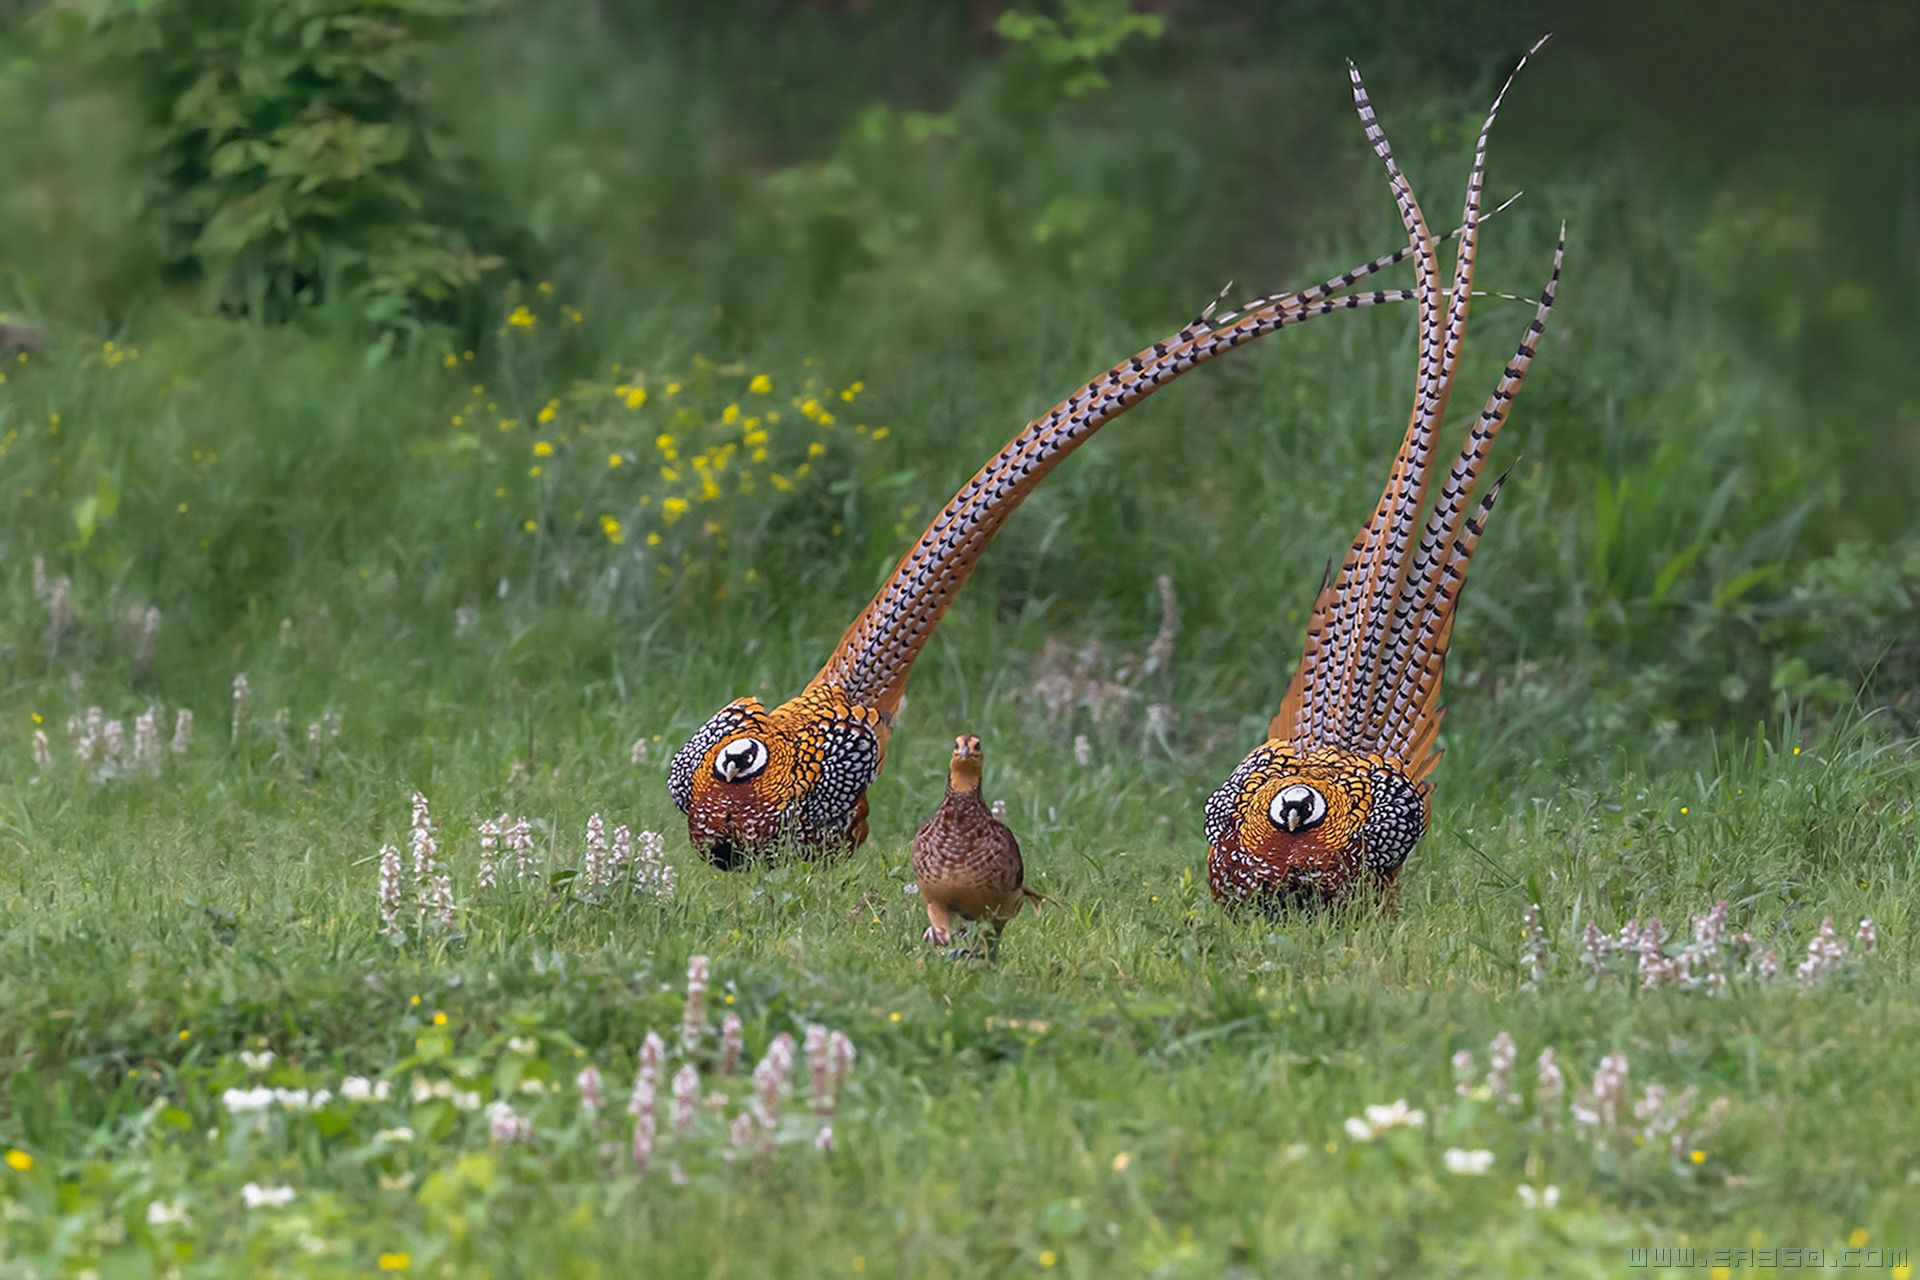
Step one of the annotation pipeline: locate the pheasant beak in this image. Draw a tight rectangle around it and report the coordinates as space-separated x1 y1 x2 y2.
1284 809 1302 832
718 758 740 781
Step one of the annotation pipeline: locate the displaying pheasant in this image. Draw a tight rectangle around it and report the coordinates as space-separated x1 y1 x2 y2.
911 735 1041 949
669 82 1517 869
1206 42 1561 910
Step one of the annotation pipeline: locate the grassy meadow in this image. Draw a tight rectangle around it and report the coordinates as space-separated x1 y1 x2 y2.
1 2 1917 1276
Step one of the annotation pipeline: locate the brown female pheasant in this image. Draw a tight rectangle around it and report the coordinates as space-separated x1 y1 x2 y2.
668 156 1506 868
1207 42 1561 911
911 735 1041 949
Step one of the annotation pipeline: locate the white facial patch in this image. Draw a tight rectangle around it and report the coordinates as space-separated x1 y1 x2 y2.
1267 782 1329 832
713 736 770 783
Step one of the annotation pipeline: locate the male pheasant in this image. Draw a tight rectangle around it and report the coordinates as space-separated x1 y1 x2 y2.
1206 41 1562 911
911 735 1041 949
667 136 1513 868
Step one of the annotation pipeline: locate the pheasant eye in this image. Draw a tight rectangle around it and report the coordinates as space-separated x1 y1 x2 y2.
712 736 770 783
1267 783 1328 832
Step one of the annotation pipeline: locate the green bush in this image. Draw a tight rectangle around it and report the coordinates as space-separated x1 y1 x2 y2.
45 0 511 329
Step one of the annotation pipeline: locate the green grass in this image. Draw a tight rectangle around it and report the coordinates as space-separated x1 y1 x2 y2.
1 3 1918 1276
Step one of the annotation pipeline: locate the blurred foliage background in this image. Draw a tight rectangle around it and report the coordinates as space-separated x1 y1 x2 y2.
0 0 1915 781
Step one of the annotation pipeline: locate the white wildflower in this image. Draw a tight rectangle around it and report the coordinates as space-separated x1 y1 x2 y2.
1343 1098 1426 1142
1442 1148 1495 1175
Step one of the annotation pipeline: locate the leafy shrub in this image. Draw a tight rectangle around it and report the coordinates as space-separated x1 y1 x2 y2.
45 0 511 329
994 0 1166 99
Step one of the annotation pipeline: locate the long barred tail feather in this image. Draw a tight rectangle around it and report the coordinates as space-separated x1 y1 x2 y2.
1281 56 1447 747
1339 35 1547 744
1216 190 1522 326
1270 40 1558 783
811 281 1420 716
1370 229 1562 777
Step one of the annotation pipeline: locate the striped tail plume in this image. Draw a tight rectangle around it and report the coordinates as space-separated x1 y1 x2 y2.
812 268 1428 719
1274 39 1558 781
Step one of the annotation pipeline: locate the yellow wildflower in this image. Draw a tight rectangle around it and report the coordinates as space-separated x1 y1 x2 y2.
432 1011 448 1027
646 531 661 546
665 381 682 396
537 400 559 425
562 305 583 324
748 374 771 394
770 473 793 493
507 305 536 328
523 519 537 532
624 386 647 410
600 515 625 544
378 1253 411 1272
661 497 689 525
1039 1251 1058 1268
533 440 554 458
5 1149 32 1172
871 427 891 440
608 453 625 468
536 280 553 294
529 466 543 477
699 475 722 502
1849 1229 1869 1248
442 353 457 368
660 466 681 483
722 404 740 426
807 441 825 458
